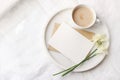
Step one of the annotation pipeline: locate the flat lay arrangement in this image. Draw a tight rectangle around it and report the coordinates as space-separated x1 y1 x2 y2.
43 4 110 76
2 0 120 80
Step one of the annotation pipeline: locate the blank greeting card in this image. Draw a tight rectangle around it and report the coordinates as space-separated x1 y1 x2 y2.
48 23 94 63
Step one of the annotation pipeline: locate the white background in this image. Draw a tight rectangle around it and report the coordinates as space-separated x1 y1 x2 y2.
0 0 119 80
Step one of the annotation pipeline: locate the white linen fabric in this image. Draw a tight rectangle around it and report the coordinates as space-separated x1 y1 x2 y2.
0 0 119 80
0 0 19 17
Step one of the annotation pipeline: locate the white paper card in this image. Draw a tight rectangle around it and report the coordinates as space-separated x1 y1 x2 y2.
48 23 94 63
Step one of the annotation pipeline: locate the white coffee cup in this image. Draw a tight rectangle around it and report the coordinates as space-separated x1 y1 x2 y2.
72 5 97 29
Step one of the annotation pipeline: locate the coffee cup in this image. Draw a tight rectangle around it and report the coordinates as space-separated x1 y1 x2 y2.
72 5 97 29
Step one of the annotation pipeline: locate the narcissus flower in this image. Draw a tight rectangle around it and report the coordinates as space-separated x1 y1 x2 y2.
92 34 108 54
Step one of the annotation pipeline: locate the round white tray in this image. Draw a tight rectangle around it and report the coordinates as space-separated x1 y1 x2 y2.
43 8 110 72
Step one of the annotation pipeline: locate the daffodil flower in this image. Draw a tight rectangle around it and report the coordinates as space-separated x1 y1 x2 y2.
92 34 108 54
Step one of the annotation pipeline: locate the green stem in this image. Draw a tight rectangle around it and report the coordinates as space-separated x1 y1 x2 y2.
53 65 77 76
62 49 98 76
62 59 86 76
53 48 98 76
53 59 86 76
86 48 98 59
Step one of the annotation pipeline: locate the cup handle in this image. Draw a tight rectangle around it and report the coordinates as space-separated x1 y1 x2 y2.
95 17 101 24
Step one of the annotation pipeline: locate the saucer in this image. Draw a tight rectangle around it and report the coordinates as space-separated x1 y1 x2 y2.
42 8 110 72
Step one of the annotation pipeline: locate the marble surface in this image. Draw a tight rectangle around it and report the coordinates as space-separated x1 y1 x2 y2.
0 0 120 80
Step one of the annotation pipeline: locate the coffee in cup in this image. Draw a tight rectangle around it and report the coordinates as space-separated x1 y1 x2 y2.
72 5 96 29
